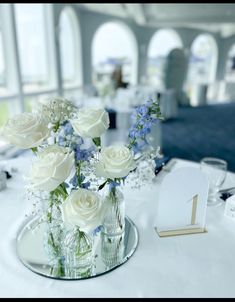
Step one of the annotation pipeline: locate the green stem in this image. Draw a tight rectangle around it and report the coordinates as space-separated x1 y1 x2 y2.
109 184 123 230
46 191 65 277
57 257 65 277
53 122 60 133
76 163 82 188
54 183 68 200
59 183 68 198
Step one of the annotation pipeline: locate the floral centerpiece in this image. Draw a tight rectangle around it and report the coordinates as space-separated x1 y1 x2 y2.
0 96 162 278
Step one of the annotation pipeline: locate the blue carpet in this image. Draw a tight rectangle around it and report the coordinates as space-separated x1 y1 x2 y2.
161 102 235 172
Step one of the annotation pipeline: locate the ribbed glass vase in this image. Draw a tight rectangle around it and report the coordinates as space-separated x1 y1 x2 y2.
63 227 94 278
101 232 125 268
102 186 125 236
40 191 66 277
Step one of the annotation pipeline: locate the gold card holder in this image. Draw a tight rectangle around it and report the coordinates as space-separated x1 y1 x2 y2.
155 226 207 238
155 194 207 237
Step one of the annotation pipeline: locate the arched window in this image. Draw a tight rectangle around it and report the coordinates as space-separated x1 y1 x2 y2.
147 29 183 88
14 4 50 93
188 34 218 84
59 7 82 90
0 30 5 88
92 21 138 92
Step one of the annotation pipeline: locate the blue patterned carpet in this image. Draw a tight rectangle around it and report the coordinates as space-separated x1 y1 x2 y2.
161 102 235 172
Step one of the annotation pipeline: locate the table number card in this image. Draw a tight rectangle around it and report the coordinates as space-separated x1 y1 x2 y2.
155 167 209 237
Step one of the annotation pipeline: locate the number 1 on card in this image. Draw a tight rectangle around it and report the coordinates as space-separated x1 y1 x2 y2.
190 194 198 225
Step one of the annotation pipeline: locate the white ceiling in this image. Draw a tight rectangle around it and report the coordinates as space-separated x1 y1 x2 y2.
78 3 235 37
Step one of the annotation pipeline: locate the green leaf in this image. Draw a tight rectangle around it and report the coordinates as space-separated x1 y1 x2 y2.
98 180 108 191
92 137 101 148
31 147 37 154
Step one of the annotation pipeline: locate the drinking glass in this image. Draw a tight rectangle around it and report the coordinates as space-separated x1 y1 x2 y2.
200 157 227 206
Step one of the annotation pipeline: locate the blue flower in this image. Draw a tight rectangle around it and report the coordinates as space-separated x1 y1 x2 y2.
132 143 141 154
109 181 121 190
63 121 74 136
136 104 149 117
128 99 161 152
58 135 65 146
129 127 141 139
75 146 94 162
81 181 91 189
92 225 102 236
69 174 78 188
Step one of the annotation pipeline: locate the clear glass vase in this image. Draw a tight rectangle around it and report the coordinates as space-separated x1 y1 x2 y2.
40 191 66 277
102 186 125 236
63 227 94 278
101 232 125 268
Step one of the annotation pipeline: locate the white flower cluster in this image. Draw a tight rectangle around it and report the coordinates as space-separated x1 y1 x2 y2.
37 96 76 125
125 147 162 189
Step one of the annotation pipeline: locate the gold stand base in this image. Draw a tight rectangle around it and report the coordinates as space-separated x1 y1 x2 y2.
155 227 207 237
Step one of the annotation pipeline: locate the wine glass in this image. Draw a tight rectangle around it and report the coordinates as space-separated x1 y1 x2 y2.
200 157 227 206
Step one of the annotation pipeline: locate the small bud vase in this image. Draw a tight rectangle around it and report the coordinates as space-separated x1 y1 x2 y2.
40 191 66 277
102 186 125 236
101 232 125 268
63 227 94 278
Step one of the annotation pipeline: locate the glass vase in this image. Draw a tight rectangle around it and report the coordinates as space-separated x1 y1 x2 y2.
40 191 66 277
63 227 94 278
101 232 125 268
102 186 125 236
146 121 161 149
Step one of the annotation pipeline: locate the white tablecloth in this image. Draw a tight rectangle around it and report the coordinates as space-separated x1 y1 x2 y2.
1 156 235 298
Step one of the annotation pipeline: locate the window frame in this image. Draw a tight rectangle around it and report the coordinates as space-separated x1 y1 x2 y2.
59 6 83 91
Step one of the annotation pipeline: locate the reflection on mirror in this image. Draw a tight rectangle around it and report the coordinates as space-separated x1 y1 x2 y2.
16 216 138 280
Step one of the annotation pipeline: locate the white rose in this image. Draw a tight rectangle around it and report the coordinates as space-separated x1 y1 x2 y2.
37 96 76 124
62 188 106 233
70 107 109 138
28 145 74 192
0 112 49 149
95 144 136 179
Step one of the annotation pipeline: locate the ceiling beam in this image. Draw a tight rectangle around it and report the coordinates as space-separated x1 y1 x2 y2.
80 3 128 18
123 4 146 26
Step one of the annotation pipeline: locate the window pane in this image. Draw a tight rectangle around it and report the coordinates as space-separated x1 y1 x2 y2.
24 93 56 112
0 99 22 149
188 34 217 84
64 88 83 106
59 9 77 86
0 101 9 127
0 98 21 125
14 4 49 92
147 29 182 88
92 22 135 88
0 31 5 87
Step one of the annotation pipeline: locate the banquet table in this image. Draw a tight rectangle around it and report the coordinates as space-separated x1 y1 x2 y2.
1 155 235 298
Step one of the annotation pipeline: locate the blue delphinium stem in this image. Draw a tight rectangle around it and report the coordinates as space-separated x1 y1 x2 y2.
128 99 162 153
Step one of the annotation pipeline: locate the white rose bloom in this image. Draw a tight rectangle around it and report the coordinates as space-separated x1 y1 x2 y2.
70 107 109 138
62 188 106 233
95 144 136 179
37 96 76 124
28 145 74 192
0 112 49 149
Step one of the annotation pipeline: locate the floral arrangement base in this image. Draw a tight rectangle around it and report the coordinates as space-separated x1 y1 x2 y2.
16 216 138 280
